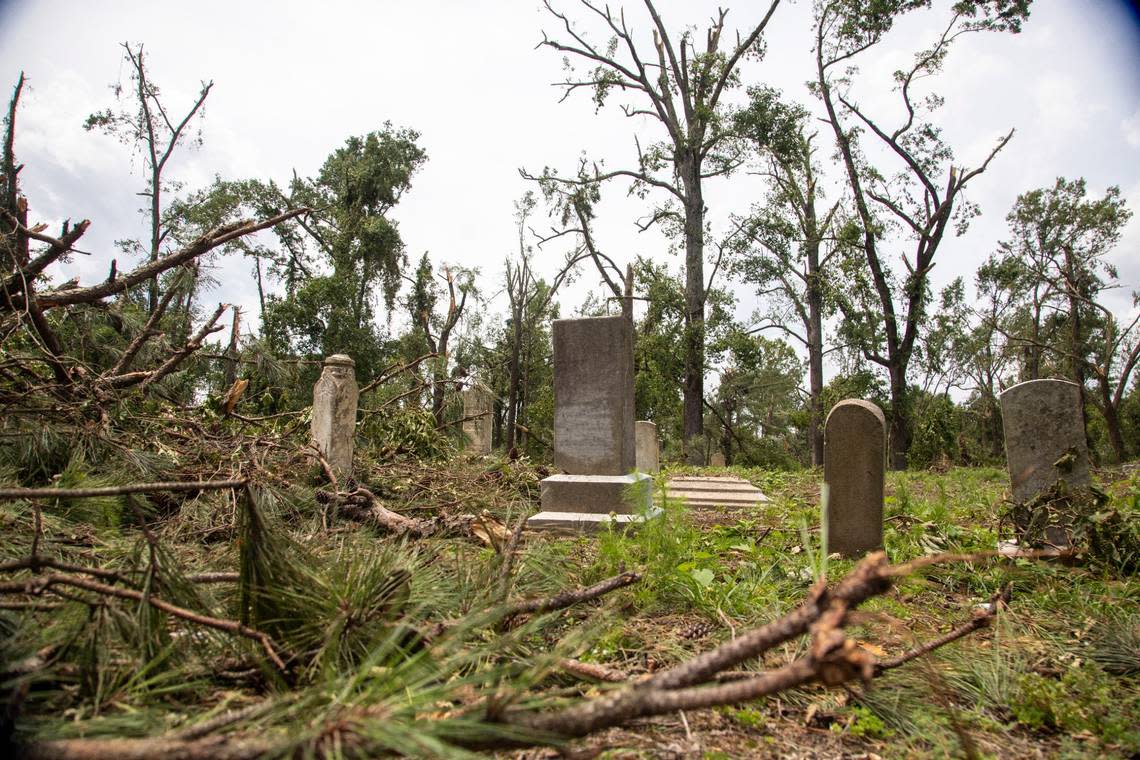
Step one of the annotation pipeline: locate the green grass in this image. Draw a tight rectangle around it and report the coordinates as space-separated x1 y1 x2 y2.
3 452 1138 757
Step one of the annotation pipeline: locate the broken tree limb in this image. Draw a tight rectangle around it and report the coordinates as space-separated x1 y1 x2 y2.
502 570 642 618
874 583 1011 675
19 209 307 311
0 478 248 500
319 486 435 536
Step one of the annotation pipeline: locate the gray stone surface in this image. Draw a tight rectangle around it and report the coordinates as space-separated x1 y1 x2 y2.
526 508 662 534
540 473 652 514
311 354 358 480
552 316 635 475
663 476 770 509
709 452 726 467
823 399 886 557
1000 379 1091 504
462 385 493 455
635 421 659 473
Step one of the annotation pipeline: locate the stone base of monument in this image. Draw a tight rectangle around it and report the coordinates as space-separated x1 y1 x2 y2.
525 508 663 534
528 473 656 533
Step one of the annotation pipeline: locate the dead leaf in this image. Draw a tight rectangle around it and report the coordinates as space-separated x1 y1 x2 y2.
856 640 886 657
470 510 510 551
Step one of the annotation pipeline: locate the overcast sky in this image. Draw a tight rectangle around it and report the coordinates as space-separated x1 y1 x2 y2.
1 0 1138 374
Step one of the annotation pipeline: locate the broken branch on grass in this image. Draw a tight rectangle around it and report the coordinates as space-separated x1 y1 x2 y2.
874 582 1012 675
14 550 1019 757
495 514 528 606
502 570 642 619
0 478 248 500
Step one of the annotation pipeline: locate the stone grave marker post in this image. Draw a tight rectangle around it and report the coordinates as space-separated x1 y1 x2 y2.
635 421 660 473
462 385 493 455
823 399 886 557
311 354 358 481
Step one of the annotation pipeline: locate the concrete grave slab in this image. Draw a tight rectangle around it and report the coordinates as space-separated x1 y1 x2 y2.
662 475 769 509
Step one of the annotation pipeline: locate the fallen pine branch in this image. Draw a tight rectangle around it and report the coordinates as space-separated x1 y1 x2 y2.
11 552 1024 757
0 479 248 500
0 572 286 670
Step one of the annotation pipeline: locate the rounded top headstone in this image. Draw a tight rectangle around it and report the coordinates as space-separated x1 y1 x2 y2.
999 377 1079 400
323 354 355 367
825 398 886 427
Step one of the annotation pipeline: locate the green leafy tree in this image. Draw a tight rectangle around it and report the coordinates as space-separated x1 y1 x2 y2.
632 256 736 462
814 0 1030 469
984 178 1136 462
403 252 478 426
533 0 782 463
258 127 427 380
707 332 805 468
732 86 848 466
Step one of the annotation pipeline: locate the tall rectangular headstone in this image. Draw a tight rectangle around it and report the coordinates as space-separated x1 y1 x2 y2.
552 316 635 475
635 421 659 473
823 399 886 557
529 316 652 533
462 386 493 455
1000 379 1091 503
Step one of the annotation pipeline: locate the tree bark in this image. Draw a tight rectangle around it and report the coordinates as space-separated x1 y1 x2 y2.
805 230 825 468
505 298 523 453
888 365 911 470
681 156 705 464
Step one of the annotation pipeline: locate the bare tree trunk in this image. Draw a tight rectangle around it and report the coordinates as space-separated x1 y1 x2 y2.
505 301 523 454
806 236 825 468
888 365 910 470
682 159 705 464
1096 376 1126 464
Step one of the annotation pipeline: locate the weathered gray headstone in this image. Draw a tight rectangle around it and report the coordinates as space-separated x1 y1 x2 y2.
553 316 636 474
529 316 652 533
1000 379 1091 503
311 354 358 481
462 385 493 455
823 399 886 557
709 451 727 468
635 421 659 473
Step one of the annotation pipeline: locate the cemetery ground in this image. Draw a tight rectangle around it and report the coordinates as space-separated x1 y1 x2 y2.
2 424 1137 760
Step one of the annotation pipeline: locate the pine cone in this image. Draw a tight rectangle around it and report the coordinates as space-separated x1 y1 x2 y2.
679 620 716 640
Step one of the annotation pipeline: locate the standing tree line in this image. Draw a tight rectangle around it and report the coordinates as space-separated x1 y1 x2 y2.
4 2 1138 469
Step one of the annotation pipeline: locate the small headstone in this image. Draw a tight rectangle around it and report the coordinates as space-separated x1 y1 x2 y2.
635 421 659 473
462 385 493 455
529 316 652 533
1000 379 1091 503
823 399 886 557
709 451 726 467
311 354 358 481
